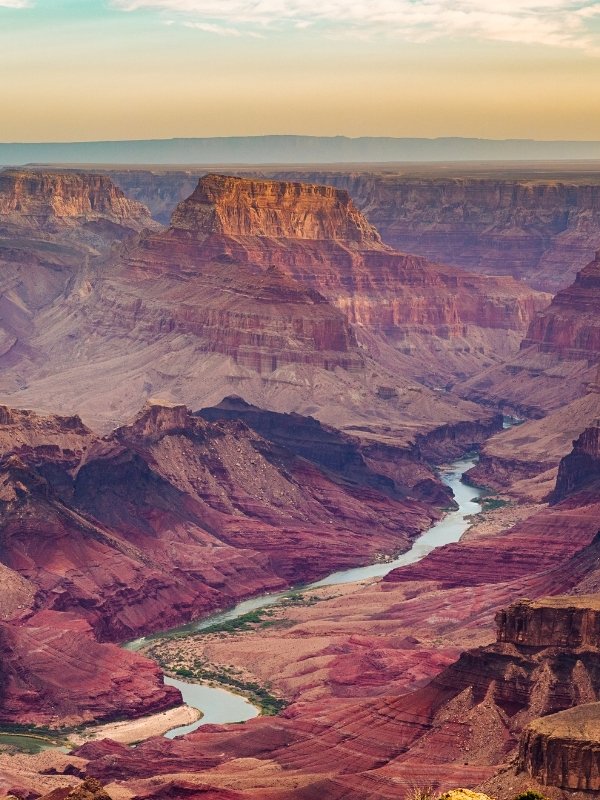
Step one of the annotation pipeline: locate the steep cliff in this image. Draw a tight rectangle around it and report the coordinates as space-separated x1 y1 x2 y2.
0 170 158 384
518 703 600 791
0 174 508 442
522 251 600 360
461 252 600 416
551 420 600 503
110 168 600 291
0 170 155 238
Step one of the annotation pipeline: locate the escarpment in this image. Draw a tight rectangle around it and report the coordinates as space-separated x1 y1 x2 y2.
0 169 155 236
110 168 600 292
0 174 517 441
522 251 600 360
551 419 600 503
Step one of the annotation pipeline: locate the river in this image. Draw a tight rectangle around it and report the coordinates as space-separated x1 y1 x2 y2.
126 454 483 738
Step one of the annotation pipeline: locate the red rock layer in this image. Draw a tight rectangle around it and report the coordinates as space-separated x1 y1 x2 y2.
0 170 154 235
110 169 600 293
518 702 600 791
522 251 600 359
63 451 600 799
460 253 600 422
0 401 444 724
259 171 600 293
77 593 600 799
551 420 600 503
0 612 179 727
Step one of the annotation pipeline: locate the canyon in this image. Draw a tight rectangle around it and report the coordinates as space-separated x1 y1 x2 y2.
1 164 600 800
0 171 545 440
109 164 600 292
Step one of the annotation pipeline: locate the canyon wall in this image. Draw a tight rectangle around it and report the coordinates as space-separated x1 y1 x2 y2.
110 168 600 291
0 173 529 441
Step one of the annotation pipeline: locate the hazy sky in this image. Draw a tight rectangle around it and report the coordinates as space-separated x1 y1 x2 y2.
2 0 600 141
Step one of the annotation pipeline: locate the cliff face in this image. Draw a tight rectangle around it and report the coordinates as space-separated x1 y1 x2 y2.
0 170 158 376
170 173 383 245
266 172 600 293
0 169 155 234
110 169 600 292
551 420 600 503
522 251 600 360
518 703 600 791
496 596 600 649
458 254 600 422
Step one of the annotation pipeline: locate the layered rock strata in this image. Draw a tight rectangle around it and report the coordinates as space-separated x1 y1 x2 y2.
110 168 600 291
0 174 523 442
0 400 442 724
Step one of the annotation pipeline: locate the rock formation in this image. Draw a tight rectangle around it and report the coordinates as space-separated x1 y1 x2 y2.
110 167 600 291
0 399 446 723
518 702 600 791
551 419 600 503
522 251 600 360
0 173 526 446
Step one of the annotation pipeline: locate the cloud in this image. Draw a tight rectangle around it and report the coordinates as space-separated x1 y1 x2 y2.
111 0 600 52
0 0 31 7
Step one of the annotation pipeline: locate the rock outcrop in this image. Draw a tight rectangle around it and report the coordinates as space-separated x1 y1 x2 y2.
110 168 600 292
0 174 516 444
0 170 154 239
522 251 600 360
551 420 600 503
170 174 383 245
518 703 600 791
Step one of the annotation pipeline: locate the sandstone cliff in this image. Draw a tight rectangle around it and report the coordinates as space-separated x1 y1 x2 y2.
0 174 511 445
110 167 600 292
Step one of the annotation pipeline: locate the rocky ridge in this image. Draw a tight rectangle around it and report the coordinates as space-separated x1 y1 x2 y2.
0 400 443 724
0 174 525 444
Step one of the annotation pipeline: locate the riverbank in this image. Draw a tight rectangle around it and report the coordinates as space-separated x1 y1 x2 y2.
131 455 484 733
69 705 202 746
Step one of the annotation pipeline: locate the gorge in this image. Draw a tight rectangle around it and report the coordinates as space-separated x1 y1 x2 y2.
0 164 600 800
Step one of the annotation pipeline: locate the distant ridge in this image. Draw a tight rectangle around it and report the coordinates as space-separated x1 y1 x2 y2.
2 135 600 165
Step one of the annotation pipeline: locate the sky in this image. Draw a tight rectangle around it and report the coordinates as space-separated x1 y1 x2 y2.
1 0 600 142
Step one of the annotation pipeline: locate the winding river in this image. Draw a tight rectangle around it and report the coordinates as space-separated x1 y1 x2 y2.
127 454 483 739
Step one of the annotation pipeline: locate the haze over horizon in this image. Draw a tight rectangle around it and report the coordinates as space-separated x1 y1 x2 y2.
2 0 600 143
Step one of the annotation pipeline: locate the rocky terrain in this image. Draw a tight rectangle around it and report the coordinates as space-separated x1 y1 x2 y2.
0 172 544 442
456 251 600 501
13 428 594 799
0 170 157 389
109 166 600 292
1 164 600 800
0 399 451 726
